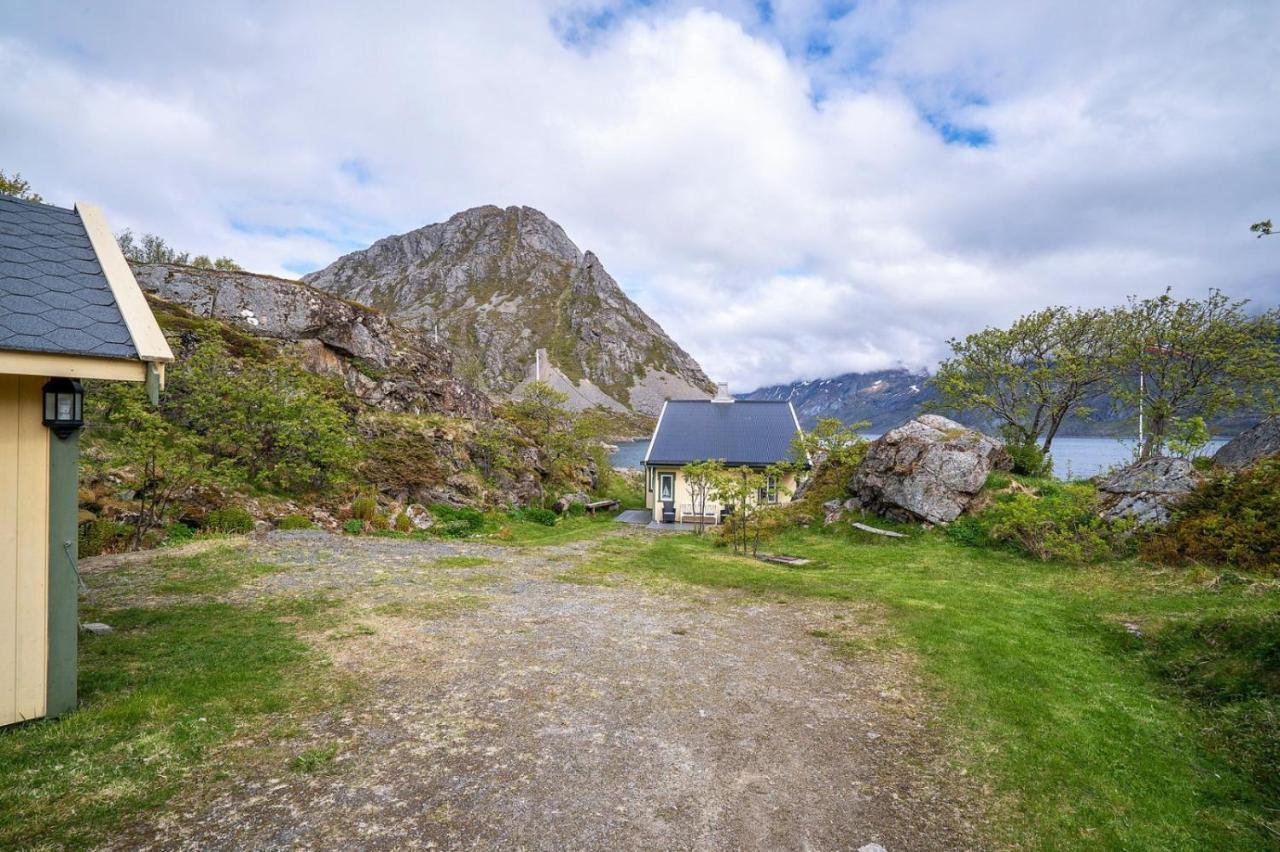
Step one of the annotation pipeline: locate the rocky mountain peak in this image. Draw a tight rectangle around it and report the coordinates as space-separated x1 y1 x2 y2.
304 205 712 415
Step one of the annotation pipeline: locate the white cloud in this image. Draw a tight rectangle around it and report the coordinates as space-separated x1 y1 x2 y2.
0 0 1276 389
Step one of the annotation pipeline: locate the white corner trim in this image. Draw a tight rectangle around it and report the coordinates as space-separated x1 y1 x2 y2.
643 400 668 465
76 202 174 364
788 402 813 466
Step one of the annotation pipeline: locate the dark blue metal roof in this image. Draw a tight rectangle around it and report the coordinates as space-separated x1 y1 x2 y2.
646 400 802 466
0 195 138 360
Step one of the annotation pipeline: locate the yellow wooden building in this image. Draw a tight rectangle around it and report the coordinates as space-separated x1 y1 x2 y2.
0 195 172 727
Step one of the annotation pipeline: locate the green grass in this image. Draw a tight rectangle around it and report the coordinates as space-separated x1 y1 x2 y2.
288 743 340 775
488 511 621 546
150 543 286 596
569 527 1279 850
0 549 348 849
371 594 487 620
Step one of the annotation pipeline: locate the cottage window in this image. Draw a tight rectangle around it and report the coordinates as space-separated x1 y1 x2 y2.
659 473 675 502
759 475 778 504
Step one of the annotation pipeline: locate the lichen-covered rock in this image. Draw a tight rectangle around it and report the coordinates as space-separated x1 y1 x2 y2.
1212 416 1280 470
131 262 491 420
404 504 434 530
553 492 590 514
847 415 1012 525
1097 456 1202 525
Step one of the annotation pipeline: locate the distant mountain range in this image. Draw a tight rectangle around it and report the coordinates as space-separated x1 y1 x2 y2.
304 205 713 415
740 369 1262 437
738 369 936 433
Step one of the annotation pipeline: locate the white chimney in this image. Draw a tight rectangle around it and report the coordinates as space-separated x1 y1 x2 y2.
711 382 733 403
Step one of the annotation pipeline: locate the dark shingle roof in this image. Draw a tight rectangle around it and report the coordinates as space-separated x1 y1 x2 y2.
646 400 803 466
0 195 138 360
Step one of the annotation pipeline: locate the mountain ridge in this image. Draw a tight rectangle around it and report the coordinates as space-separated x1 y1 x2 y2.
303 205 713 415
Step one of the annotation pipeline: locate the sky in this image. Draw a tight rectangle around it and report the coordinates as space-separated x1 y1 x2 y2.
1 1 1277 391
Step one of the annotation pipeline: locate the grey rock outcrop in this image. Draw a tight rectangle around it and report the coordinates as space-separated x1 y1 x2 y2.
1097 456 1202 525
1212 416 1280 470
847 415 1011 525
131 262 491 419
303 205 713 415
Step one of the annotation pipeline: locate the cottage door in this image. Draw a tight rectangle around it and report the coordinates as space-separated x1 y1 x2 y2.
658 473 675 522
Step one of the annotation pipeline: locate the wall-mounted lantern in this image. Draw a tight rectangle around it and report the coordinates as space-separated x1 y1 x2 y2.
42 378 84 439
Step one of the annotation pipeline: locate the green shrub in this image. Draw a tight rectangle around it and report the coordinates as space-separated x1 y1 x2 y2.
1142 458 1280 573
350 496 377 522
521 507 558 526
342 518 365 535
277 514 314 531
437 519 474 538
946 482 1134 562
430 504 485 535
394 512 412 533
567 502 586 517
78 519 132 557
162 522 194 545
1003 431 1053 478
371 512 390 531
205 506 254 534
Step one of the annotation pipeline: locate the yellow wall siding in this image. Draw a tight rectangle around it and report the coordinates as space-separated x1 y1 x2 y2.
646 465 798 523
0 375 50 726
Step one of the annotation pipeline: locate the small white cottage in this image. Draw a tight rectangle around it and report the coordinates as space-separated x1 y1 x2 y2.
643 384 805 525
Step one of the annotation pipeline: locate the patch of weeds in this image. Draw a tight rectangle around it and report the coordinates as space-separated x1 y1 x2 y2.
808 628 835 638
289 743 340 775
328 623 377 641
371 594 487 621
432 555 493 569
671 627 688 635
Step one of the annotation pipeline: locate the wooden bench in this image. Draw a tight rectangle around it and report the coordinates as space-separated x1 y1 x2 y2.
585 499 620 516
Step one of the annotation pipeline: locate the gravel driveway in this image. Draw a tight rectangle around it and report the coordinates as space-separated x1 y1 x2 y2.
102 530 980 851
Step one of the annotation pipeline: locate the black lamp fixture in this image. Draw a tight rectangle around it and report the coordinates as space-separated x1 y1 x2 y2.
42 378 84 439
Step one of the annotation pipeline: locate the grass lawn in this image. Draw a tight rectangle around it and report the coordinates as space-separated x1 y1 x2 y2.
0 547 350 850
569 526 1279 850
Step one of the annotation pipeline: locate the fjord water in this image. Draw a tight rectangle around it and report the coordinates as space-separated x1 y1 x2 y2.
610 436 1227 480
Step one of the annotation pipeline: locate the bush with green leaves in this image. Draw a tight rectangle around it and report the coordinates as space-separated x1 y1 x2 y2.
205 507 254 534
78 519 132 557
430 504 485 535
1002 429 1054 478
946 481 1134 563
1142 458 1280 574
277 514 314 531
349 496 377 522
518 507 558 526
342 519 365 535
394 512 413 533
162 522 195 545
163 338 357 494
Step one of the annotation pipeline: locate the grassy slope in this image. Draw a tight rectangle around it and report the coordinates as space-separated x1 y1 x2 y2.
0 546 349 849
569 528 1278 850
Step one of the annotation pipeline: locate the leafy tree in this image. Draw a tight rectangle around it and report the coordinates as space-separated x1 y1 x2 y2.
1112 290 1280 459
0 170 42 203
85 382 222 550
791 416 868 469
711 466 764 555
1250 220 1274 238
933 306 1121 454
164 339 357 492
498 383 607 505
116 228 241 270
1167 416 1212 459
681 459 724 535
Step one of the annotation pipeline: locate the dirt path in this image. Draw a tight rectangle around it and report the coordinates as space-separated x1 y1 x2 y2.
104 531 980 851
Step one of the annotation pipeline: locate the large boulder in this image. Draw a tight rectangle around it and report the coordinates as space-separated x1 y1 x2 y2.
1213 417 1280 470
847 415 1012 525
1097 456 1202 525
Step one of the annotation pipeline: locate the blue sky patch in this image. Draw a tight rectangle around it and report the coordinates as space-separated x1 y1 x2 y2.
339 157 373 185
